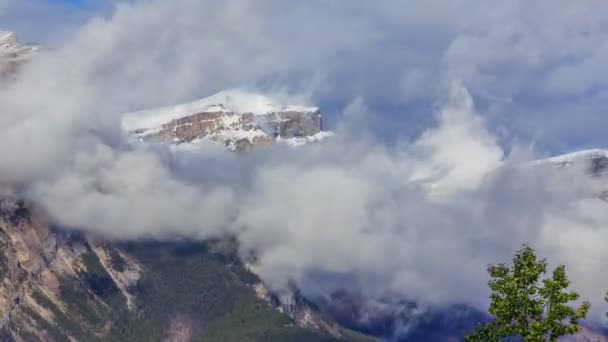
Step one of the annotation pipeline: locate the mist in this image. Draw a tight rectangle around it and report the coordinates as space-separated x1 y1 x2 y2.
2 0 608 324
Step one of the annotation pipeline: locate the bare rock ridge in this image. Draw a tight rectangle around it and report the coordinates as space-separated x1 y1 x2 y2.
0 198 141 341
539 149 608 200
541 149 608 175
0 31 38 79
122 90 332 151
139 109 322 148
253 282 346 339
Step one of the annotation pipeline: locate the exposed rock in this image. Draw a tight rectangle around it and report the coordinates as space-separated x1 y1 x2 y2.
162 314 195 342
135 109 323 152
88 242 141 310
0 198 141 341
123 90 331 152
542 149 608 174
253 282 345 339
539 149 608 201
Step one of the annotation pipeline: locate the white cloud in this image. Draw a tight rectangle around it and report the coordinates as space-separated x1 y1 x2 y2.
410 83 504 193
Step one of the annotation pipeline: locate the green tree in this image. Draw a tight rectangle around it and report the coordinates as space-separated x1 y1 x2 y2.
466 246 590 342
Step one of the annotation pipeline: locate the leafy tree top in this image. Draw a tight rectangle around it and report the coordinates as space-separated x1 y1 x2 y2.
466 246 590 342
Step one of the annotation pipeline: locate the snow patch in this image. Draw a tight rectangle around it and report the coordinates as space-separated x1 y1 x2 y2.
0 31 17 45
279 131 335 147
0 31 39 59
122 89 318 132
540 149 608 165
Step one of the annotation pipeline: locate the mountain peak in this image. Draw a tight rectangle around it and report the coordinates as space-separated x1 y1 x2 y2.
535 149 608 186
0 30 38 56
123 89 319 132
197 89 319 115
542 149 608 165
0 31 17 45
123 90 329 151
0 30 38 78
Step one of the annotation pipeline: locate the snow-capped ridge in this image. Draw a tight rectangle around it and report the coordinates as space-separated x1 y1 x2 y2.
532 148 608 180
123 89 319 132
122 89 328 151
0 30 39 79
540 149 608 165
0 30 38 58
278 131 335 147
0 31 17 45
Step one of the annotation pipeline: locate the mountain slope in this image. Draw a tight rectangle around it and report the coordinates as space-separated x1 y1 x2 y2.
123 89 332 151
539 149 608 172
117 240 373 342
0 198 374 342
537 148 608 200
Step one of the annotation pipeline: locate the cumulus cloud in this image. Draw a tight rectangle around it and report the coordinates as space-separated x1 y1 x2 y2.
410 83 504 192
229 91 590 309
1 0 608 327
28 142 236 239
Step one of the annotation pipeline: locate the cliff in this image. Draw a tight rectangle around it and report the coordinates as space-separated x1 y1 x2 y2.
123 89 331 151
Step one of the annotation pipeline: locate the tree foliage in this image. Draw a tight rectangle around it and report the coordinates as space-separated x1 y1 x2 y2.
466 246 590 342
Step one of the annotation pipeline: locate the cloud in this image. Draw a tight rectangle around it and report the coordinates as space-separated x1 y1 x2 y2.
228 90 569 307
410 83 504 192
28 142 236 239
1 0 608 326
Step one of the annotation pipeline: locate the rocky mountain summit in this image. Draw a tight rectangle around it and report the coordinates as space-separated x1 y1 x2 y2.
538 149 608 200
0 34 330 151
541 149 608 175
0 31 38 79
123 90 332 152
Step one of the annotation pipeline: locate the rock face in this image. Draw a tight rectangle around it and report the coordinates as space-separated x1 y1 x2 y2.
543 149 608 174
0 198 141 341
138 109 322 146
0 31 38 80
0 198 370 341
253 282 348 339
123 90 332 151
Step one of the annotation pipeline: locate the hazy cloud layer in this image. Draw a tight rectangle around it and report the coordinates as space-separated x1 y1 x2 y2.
2 0 608 322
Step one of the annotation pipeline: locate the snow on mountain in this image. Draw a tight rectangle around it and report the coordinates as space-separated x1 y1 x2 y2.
0 31 38 57
540 149 608 166
277 131 335 147
536 149 608 176
122 89 330 151
534 149 608 201
0 31 38 78
122 89 319 132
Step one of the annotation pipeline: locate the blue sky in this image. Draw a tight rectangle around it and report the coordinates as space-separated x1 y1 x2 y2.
48 0 104 6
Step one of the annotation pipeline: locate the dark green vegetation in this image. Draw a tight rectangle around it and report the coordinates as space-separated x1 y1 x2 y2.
6 239 372 342
0 232 8 279
20 249 130 341
112 240 345 342
466 246 590 342
108 247 126 272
